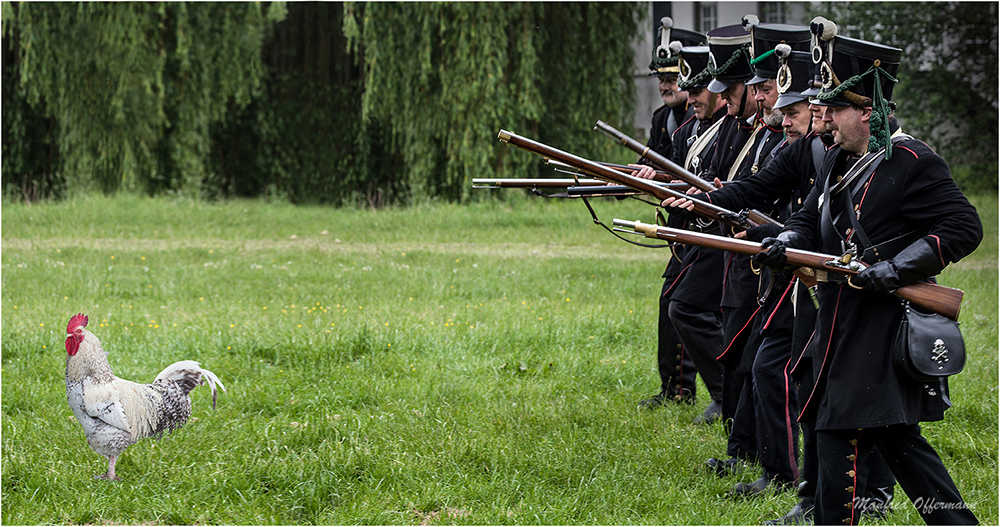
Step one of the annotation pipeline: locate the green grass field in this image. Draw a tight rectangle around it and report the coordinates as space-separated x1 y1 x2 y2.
2 193 996 525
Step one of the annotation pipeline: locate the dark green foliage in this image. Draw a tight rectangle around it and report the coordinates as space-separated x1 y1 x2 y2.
2 2 643 204
345 2 642 203
808 2 998 191
2 2 278 198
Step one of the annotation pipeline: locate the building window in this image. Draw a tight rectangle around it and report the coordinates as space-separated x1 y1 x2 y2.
759 2 788 24
697 2 718 34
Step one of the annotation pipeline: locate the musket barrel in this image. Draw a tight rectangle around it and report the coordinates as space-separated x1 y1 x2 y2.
594 121 781 227
497 129 758 230
594 120 714 192
614 219 964 320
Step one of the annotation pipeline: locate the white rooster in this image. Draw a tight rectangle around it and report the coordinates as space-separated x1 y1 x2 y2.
64 313 225 480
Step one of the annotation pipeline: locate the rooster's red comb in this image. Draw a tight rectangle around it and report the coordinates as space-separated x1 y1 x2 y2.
67 313 89 334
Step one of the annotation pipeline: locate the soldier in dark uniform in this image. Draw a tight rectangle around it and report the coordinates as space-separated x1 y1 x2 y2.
707 18 812 480
695 21 760 441
754 34 982 526
644 17 701 163
658 19 897 519
637 19 705 409
636 44 729 423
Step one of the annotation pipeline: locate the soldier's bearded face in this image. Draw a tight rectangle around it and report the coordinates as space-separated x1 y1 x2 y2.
780 101 812 142
658 76 687 108
752 80 779 114
687 88 718 120
809 104 830 134
828 104 873 155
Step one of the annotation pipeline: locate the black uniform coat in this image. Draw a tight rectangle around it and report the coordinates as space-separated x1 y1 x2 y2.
719 120 786 311
706 131 833 339
647 103 694 162
662 107 729 310
645 106 692 282
782 138 983 431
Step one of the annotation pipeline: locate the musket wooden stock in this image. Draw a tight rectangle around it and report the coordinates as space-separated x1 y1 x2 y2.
593 120 781 228
613 219 964 321
497 129 758 230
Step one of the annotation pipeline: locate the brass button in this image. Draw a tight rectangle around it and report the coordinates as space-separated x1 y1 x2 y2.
847 470 856 477
847 454 856 461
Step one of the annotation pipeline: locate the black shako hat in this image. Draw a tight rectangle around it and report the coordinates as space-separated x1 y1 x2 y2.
812 31 903 159
812 35 901 108
742 15 811 86
649 17 705 76
803 16 838 98
677 46 713 90
706 24 754 93
774 49 814 109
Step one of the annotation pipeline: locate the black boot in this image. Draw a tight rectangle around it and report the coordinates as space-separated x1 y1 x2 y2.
705 457 746 477
729 475 794 499
763 497 814 525
859 486 893 521
763 481 815 525
693 400 722 424
637 390 668 409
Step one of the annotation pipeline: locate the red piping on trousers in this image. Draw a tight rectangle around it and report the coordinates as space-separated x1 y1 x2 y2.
799 285 843 421
784 354 800 483
717 306 761 361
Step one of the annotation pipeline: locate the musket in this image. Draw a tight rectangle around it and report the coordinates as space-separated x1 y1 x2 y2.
473 178 609 188
594 120 780 227
473 178 694 191
497 129 761 231
613 219 964 321
594 120 712 189
545 159 676 182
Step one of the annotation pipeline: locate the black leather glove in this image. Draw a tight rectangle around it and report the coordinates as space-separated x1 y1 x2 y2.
852 238 942 294
852 260 901 294
753 237 789 270
743 223 782 243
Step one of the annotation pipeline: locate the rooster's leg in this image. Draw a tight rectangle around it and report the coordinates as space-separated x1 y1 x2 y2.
95 455 119 481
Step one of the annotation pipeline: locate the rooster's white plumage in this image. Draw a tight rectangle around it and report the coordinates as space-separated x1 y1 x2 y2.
64 313 225 480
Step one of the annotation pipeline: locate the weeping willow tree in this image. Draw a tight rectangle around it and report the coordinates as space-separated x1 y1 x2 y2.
345 2 644 202
1 2 285 197
3 2 644 203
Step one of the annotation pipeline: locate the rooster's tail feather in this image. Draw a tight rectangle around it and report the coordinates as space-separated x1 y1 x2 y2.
154 360 227 409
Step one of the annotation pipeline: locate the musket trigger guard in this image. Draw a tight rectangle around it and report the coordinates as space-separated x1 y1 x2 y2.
719 209 751 228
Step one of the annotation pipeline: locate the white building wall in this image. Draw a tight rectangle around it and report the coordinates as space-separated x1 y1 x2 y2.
631 2 807 140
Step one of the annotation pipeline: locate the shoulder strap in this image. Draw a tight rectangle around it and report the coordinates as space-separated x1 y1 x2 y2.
685 117 726 174
820 134 916 257
727 124 762 181
811 135 826 177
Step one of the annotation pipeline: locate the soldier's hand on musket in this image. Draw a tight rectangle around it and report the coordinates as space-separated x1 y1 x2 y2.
660 183 704 211
752 237 790 270
629 164 657 180
738 223 782 242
